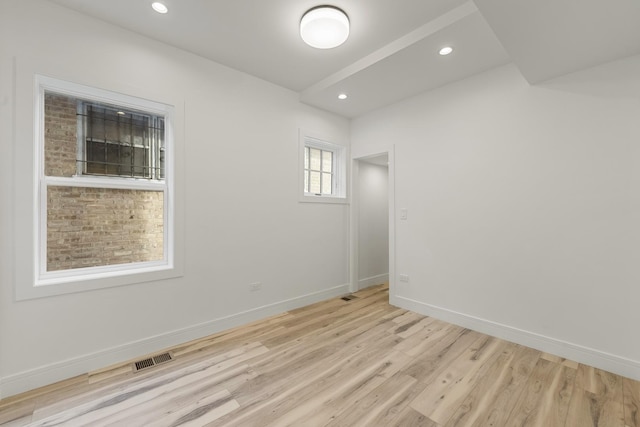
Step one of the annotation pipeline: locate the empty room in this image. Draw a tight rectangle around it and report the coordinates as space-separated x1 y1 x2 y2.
1 0 639 425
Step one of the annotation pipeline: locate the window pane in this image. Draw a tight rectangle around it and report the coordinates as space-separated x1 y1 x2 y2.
310 148 321 171
86 141 106 175
47 186 164 272
105 110 122 143
132 115 148 148
304 146 309 170
322 173 332 195
66 100 165 180
106 143 123 175
309 171 321 194
132 146 148 177
322 150 333 173
304 170 309 193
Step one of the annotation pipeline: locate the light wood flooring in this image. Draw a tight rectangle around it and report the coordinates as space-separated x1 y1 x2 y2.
1 284 638 426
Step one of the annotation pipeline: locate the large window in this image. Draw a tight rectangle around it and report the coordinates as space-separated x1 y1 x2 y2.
35 76 176 288
299 131 347 203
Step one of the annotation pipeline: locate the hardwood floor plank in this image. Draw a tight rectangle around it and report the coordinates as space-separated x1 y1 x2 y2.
565 367 625 427
0 375 87 411
30 347 261 427
624 378 640 427
397 327 480 383
92 365 254 426
444 344 540 427
503 358 577 427
0 416 33 427
127 389 238 427
262 350 415 427
0 401 33 426
540 352 579 370
394 321 460 358
30 344 267 423
209 331 405 426
324 373 418 427
409 335 508 424
392 406 440 427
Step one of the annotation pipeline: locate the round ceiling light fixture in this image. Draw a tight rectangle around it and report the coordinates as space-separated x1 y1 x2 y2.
439 46 454 56
300 6 350 49
151 2 168 14
337 93 348 100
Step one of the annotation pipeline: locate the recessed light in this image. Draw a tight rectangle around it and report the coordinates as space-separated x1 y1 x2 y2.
338 93 348 100
152 2 168 14
439 46 453 56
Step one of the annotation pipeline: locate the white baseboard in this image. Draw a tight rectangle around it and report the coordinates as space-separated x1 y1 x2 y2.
395 295 640 381
0 283 349 399
358 273 389 290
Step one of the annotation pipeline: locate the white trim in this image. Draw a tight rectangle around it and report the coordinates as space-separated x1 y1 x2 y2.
43 176 166 191
358 273 389 289
36 75 172 117
0 283 350 399
395 295 640 381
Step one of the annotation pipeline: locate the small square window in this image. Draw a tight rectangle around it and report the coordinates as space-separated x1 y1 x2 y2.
304 146 334 195
299 131 347 203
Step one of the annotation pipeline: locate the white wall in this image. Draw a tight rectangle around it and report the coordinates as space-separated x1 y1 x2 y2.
357 161 389 288
351 59 640 380
0 0 350 397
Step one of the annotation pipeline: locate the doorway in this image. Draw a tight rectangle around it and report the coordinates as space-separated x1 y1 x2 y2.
350 149 395 302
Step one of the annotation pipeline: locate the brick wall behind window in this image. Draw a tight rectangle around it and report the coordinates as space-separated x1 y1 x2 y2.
45 93 77 177
47 187 164 271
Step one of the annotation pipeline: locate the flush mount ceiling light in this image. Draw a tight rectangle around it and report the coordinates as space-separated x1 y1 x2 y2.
151 2 168 14
337 93 348 100
439 46 454 56
300 6 350 49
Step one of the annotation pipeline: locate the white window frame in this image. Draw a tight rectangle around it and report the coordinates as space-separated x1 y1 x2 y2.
32 75 177 291
299 130 348 204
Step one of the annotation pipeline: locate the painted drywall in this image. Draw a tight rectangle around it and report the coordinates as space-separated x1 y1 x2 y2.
351 59 640 379
0 0 350 397
357 161 389 288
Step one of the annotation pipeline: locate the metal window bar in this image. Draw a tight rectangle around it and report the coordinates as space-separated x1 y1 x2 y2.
78 102 164 180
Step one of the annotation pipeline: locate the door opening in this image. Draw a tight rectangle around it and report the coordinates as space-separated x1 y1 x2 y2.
350 149 395 303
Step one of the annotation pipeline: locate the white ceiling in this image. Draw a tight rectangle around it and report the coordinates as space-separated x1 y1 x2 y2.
475 0 640 84
49 0 640 118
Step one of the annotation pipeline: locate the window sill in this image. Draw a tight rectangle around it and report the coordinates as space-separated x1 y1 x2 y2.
299 194 349 204
17 263 183 301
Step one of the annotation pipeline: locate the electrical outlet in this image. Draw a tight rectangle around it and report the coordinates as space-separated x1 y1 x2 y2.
250 282 262 292
399 274 409 283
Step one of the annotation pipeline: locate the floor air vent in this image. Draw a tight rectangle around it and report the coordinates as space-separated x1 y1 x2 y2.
133 352 173 372
341 295 358 301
